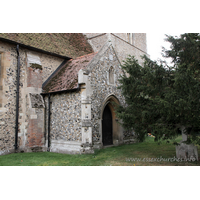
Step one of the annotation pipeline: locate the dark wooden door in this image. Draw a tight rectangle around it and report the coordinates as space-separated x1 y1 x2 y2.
102 104 113 146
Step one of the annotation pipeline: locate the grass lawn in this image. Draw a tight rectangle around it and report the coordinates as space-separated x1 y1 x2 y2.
0 136 200 166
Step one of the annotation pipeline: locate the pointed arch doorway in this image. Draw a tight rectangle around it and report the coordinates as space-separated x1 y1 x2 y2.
101 95 123 147
102 104 113 146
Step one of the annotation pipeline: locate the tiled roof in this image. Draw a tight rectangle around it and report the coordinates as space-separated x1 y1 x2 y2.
0 33 93 58
43 52 98 93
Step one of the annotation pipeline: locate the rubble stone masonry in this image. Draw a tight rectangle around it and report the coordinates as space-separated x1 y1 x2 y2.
0 34 147 155
84 33 148 65
87 44 125 144
0 41 64 155
46 91 82 142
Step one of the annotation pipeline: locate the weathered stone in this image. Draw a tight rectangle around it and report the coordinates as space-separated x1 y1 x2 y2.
0 40 64 155
30 93 45 108
82 119 92 127
176 143 198 161
0 33 148 155
45 91 82 142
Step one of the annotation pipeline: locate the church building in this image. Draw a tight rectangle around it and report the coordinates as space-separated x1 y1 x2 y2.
0 33 148 155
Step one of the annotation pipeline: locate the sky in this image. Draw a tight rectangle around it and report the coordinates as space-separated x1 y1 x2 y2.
147 33 169 61
146 33 181 64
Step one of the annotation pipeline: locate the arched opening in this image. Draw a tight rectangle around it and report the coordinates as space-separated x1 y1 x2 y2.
100 95 123 147
102 104 113 146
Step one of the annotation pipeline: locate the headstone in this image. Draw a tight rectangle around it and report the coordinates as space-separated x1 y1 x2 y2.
176 143 198 161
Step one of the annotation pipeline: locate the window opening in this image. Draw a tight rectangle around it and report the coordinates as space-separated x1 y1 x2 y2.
109 66 114 84
127 33 130 43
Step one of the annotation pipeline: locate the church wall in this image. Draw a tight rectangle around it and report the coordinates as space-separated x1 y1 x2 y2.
0 41 65 155
21 52 63 153
0 34 148 155
134 33 147 54
40 54 65 83
87 44 126 146
112 33 127 40
83 33 105 38
47 91 82 142
43 91 83 154
110 33 147 65
84 33 108 53
0 42 20 155
84 33 148 65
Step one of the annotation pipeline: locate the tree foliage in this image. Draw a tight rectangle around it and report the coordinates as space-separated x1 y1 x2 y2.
116 33 200 144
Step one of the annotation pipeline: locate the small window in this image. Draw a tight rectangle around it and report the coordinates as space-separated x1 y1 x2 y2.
127 33 134 45
131 33 134 45
127 33 131 43
109 66 114 84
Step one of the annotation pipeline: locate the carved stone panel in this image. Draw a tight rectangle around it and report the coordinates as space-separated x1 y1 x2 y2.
30 93 45 108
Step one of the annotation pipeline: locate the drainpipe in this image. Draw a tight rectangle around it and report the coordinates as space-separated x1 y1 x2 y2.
14 45 20 151
47 94 51 151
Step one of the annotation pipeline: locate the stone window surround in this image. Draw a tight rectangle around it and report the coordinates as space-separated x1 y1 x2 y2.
127 33 130 43
109 66 114 84
107 66 116 86
127 33 134 45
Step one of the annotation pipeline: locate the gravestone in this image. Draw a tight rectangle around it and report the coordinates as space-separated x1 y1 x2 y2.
176 126 198 161
176 143 198 161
